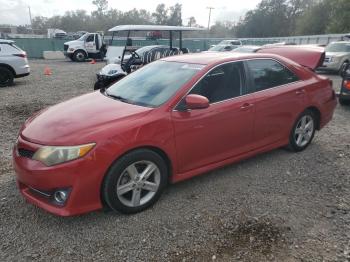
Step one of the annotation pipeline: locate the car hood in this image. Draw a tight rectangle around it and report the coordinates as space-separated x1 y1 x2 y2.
257 45 325 70
325 52 349 57
64 40 84 46
21 92 153 145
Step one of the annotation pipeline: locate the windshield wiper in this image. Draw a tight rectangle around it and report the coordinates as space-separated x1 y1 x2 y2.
105 91 128 102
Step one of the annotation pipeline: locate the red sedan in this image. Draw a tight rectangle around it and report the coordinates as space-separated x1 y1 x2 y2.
13 51 336 216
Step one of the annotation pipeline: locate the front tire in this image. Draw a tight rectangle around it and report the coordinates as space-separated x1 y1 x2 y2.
0 67 14 87
73 50 86 62
288 110 316 152
102 149 168 214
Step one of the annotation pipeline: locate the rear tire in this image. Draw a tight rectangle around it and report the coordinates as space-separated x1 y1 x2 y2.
102 149 168 214
288 110 316 152
73 50 86 62
0 67 14 87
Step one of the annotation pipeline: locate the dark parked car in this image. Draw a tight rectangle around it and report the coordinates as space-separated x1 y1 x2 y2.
339 63 350 105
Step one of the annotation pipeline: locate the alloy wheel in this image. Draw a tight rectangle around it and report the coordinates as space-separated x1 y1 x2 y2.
294 115 314 147
116 161 160 207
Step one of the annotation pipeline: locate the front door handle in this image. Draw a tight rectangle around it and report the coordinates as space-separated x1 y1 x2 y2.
240 103 254 111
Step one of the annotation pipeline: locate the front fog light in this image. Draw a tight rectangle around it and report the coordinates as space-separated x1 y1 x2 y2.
53 190 69 204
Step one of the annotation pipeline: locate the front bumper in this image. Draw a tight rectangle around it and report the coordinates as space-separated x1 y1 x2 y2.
319 61 341 71
13 136 104 216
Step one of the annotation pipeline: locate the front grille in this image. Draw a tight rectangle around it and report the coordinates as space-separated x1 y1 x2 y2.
64 44 68 51
18 148 35 159
324 57 330 63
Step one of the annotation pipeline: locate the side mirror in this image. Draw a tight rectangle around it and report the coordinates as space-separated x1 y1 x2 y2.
185 94 209 110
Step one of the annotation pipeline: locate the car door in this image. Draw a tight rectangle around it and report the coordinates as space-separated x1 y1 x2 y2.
84 34 97 54
245 59 306 148
171 61 256 173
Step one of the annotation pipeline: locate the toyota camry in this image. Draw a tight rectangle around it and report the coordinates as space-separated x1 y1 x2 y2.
13 50 337 216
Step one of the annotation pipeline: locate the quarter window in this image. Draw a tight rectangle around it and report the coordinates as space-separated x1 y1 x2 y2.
247 59 299 92
189 62 245 103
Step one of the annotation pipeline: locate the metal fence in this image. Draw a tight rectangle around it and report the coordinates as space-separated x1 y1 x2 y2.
11 33 349 59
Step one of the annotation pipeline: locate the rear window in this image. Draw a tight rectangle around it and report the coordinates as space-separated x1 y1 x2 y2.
0 43 22 53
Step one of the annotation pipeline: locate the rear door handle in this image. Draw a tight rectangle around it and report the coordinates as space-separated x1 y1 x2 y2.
295 89 305 95
240 103 254 111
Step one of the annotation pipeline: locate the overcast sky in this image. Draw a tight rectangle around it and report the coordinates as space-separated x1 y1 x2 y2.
0 0 261 26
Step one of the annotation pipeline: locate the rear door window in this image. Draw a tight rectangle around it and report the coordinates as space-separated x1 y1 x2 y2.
246 59 299 92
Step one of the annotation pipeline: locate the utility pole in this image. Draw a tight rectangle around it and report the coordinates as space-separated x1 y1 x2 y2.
28 6 34 34
207 7 215 30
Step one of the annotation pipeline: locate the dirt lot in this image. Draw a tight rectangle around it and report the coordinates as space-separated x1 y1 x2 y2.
0 60 349 261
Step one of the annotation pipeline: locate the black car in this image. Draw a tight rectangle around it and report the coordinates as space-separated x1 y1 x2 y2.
339 63 350 105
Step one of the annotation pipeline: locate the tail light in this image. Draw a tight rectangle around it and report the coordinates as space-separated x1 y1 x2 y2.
13 53 27 58
343 80 350 90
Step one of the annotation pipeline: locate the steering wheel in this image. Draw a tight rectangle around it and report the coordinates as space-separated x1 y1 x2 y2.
131 50 140 59
121 51 140 73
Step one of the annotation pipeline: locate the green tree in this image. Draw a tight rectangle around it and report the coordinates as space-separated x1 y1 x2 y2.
92 0 108 17
152 4 168 25
168 3 182 26
187 16 196 27
326 0 350 33
295 0 330 35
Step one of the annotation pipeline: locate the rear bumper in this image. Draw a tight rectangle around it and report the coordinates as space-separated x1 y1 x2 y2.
15 72 30 78
15 64 30 76
319 95 337 129
339 84 350 100
13 136 104 216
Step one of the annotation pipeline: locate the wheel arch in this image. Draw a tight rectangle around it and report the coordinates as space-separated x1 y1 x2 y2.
99 145 174 208
305 106 321 130
73 49 88 58
0 63 16 76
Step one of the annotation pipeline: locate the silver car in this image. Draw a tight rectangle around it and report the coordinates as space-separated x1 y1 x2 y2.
320 41 350 73
0 39 30 87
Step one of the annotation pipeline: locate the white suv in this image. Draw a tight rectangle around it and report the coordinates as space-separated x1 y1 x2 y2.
0 39 30 87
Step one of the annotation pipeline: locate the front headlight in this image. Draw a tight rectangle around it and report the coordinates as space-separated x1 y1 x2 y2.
108 69 119 75
32 143 95 166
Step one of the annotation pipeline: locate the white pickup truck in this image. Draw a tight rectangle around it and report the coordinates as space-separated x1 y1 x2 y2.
63 32 106 62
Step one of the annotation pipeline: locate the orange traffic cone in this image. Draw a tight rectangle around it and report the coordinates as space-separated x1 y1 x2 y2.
44 66 52 75
90 59 96 64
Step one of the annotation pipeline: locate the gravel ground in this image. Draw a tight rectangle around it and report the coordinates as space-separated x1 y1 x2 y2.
0 60 349 261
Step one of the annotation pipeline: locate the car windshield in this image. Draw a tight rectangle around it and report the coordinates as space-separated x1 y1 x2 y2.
232 46 259 53
209 45 227 51
135 46 168 56
220 40 241 45
326 43 350 52
77 34 88 41
106 61 204 107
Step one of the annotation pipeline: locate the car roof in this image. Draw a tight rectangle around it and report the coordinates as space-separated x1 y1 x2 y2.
109 25 205 32
161 52 277 65
0 39 14 44
328 41 350 44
